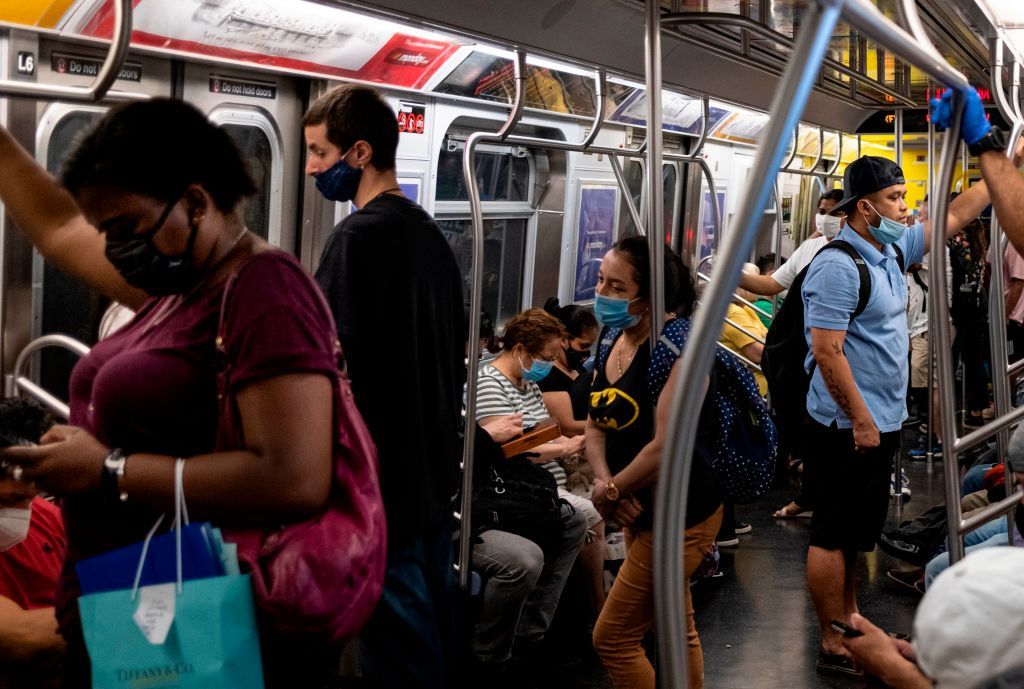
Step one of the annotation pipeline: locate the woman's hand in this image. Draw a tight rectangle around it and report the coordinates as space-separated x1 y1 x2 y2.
560 434 586 458
611 496 643 529
2 425 109 496
481 414 524 444
592 478 620 520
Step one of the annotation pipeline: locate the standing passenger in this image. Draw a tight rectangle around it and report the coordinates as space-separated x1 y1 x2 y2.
303 85 465 689
801 155 995 677
589 237 723 689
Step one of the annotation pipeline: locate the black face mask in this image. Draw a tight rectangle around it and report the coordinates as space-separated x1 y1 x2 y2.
104 198 201 296
565 346 591 372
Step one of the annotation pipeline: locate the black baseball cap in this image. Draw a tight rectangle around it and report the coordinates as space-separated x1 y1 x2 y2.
830 156 906 216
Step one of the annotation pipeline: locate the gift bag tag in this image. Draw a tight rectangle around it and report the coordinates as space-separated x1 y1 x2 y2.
133 583 176 645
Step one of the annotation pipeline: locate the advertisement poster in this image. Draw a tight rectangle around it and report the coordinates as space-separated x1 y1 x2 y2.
75 0 461 89
698 190 726 261
608 89 729 136
574 185 618 302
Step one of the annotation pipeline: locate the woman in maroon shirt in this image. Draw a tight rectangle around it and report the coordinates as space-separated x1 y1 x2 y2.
0 99 361 688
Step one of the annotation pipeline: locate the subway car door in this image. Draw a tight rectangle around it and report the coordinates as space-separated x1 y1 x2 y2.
181 64 302 252
31 44 171 399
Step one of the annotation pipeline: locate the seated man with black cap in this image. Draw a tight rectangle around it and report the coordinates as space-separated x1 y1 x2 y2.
800 154 998 677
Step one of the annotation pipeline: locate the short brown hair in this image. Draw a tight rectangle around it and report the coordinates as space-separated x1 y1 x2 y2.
499 308 567 355
302 84 398 170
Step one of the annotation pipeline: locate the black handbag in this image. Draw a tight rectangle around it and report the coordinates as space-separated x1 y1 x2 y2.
471 427 567 557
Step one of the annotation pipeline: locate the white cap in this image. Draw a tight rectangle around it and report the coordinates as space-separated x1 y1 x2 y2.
913 547 1024 689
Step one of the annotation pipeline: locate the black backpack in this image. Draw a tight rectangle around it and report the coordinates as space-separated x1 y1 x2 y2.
760 240 904 445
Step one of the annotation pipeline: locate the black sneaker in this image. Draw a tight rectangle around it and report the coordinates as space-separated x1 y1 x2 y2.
734 521 752 534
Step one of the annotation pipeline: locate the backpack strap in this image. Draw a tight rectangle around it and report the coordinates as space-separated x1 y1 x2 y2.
595 326 621 373
816 240 872 321
894 244 906 273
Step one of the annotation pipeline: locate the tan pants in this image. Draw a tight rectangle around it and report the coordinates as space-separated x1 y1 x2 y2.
593 506 724 689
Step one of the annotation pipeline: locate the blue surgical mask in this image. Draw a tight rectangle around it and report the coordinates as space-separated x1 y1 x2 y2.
864 202 905 244
314 147 362 202
594 294 641 329
518 355 554 383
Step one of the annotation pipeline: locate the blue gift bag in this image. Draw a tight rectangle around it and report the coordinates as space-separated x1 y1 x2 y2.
78 460 265 689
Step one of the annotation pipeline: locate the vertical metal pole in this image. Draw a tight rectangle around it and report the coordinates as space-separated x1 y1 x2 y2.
926 107 935 463
646 0 666 338
654 4 843 687
988 118 1024 547
931 94 967 565
456 133 489 590
895 109 904 168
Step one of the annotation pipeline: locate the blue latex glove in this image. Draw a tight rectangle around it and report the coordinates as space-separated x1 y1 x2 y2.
930 88 990 144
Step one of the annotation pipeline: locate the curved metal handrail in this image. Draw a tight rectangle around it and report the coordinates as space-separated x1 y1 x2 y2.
0 0 144 103
580 70 608 150
695 272 773 320
993 38 1018 126
8 335 90 419
824 130 843 176
497 50 527 141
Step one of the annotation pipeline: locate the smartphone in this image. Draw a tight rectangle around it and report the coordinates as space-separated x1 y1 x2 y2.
830 620 863 638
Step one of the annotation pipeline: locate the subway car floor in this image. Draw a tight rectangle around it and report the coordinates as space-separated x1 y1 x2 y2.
545 426 951 689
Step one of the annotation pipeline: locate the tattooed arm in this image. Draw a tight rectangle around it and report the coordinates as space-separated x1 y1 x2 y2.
810 326 880 450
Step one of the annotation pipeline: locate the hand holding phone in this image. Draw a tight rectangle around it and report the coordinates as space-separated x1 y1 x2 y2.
830 619 863 638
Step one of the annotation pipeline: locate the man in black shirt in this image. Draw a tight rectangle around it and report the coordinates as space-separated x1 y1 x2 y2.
304 85 465 689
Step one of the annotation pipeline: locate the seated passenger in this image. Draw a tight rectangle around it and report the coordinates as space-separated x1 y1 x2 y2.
588 236 722 689
539 297 598 436
0 399 65 689
845 547 1024 689
472 309 594 676
540 297 606 616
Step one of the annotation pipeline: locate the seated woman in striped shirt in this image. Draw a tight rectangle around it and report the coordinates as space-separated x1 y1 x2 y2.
471 308 599 679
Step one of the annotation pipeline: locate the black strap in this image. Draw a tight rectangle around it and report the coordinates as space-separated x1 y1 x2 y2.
815 240 872 321
812 240 908 322
911 268 928 312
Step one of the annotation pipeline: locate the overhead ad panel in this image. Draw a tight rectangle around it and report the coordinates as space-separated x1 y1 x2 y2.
62 0 463 89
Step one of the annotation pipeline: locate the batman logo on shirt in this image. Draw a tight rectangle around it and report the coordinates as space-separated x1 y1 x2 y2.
590 388 640 431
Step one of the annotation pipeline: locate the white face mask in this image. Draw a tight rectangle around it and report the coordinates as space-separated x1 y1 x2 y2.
0 506 31 551
818 214 842 239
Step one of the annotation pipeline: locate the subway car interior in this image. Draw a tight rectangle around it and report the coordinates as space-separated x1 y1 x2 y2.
1 0 1023 688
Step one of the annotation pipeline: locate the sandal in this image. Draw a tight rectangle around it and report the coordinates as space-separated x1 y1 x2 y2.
816 651 864 678
772 500 813 519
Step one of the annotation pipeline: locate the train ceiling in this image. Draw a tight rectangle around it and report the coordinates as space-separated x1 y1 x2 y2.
0 0 1012 134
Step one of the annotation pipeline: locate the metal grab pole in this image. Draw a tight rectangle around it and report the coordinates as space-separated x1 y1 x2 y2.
0 0 144 103
930 95 968 565
646 0 666 343
456 130 490 590
895 110 904 168
695 273 773 320
771 184 783 316
497 50 527 140
610 154 645 235
654 3 842 687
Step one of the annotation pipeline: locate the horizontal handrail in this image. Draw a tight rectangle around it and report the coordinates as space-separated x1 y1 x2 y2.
723 316 766 345
0 0 145 103
716 342 762 372
959 489 1023 535
696 271 773 320
953 386 1024 455
660 11 916 106
7 334 91 420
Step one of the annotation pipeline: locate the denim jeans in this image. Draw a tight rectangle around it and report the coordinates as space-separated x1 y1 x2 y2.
925 518 1009 588
471 502 586 662
359 518 458 689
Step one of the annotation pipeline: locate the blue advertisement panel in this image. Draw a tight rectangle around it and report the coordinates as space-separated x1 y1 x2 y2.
574 185 618 302
698 190 726 261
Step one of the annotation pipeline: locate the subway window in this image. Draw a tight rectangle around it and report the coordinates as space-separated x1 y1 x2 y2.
436 145 530 202
221 123 272 239
438 218 528 325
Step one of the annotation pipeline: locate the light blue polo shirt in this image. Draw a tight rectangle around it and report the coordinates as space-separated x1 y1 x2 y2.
801 223 926 432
